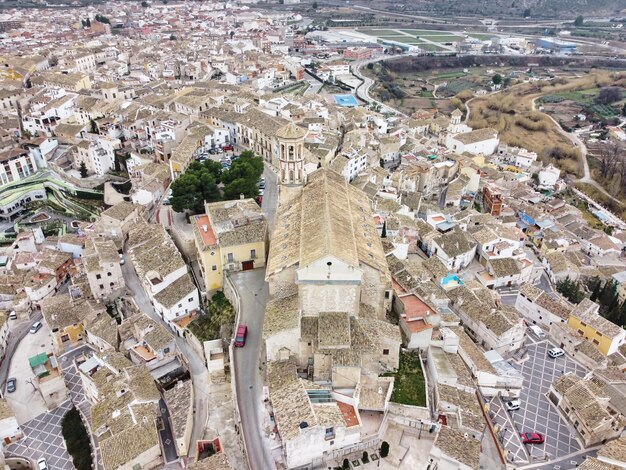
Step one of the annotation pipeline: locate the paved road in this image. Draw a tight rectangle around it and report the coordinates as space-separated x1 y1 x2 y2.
121 254 210 459
230 270 274 470
0 311 42 392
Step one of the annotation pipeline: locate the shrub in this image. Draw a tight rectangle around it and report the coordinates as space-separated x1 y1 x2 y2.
380 441 390 458
342 458 350 469
362 451 369 463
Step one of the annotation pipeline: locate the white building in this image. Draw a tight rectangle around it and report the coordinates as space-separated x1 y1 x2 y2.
538 164 560 189
446 128 499 156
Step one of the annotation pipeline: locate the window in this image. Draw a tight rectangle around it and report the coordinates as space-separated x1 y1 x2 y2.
251 249 257 259
596 331 603 337
188 297 193 302
212 265 217 271
61 334 70 342
593 339 600 345
178 303 182 308
325 427 334 440
110 282 114 287
580 322 587 327
164 347 170 354
577 329 584 336
99 284 104 289
96 274 101 280
384 291 391 299
107 272 111 276
383 349 390 356
227 253 234 263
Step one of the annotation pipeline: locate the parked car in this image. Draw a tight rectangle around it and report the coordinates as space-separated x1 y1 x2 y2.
528 325 545 339
505 399 521 411
29 321 42 334
520 433 544 444
259 177 266 189
234 324 248 347
548 347 564 358
223 145 234 151
37 458 49 470
119 254 125 266
163 198 171 206
6 377 16 393
258 188 264 196
255 195 263 206
9 310 17 320
208 148 217 155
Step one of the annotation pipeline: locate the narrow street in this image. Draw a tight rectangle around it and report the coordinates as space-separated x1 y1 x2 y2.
230 270 275 470
120 254 210 459
261 165 279 233
0 311 42 390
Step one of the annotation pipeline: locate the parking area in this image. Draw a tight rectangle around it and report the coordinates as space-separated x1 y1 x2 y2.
5 322 55 423
496 337 587 464
5 399 75 470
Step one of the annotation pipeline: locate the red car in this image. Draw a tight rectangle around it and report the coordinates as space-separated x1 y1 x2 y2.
521 433 544 444
234 324 248 347
223 145 234 151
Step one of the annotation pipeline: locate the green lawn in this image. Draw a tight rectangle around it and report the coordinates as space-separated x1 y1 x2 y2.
469 33 496 40
417 35 463 43
359 29 402 36
399 29 454 35
419 44 447 51
384 351 427 407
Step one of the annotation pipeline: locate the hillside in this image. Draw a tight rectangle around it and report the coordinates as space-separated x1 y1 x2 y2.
361 0 626 19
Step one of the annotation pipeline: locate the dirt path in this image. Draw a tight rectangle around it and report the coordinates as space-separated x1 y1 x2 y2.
530 97 623 206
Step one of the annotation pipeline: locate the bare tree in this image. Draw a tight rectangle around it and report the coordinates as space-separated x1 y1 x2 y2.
598 141 621 180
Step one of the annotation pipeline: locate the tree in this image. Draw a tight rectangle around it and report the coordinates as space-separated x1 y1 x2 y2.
522 8 531 17
380 441 390 458
278 0 284 3
170 160 223 213
342 459 350 470
574 15 584 27
312 1 318 9
94 14 109 24
492 73 502 85
170 34 176 40
141 1 148 6
381 221 387 238
79 162 88 178
596 87 622 105
362 451 369 463
589 276 602 302
229 31 235 39
556 276 585 304
89 119 99 134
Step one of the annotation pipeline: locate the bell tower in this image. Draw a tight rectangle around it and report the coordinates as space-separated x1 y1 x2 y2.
276 122 306 186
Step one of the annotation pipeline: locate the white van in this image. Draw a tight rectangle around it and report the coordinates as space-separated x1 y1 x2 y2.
529 325 545 339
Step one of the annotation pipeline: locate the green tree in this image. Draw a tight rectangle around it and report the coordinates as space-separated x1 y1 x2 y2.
342 459 350 470
381 221 387 238
170 34 176 40
574 15 584 26
492 73 503 85
223 177 258 200
141 0 148 6
556 276 584 304
312 1 318 9
170 160 222 213
589 276 602 302
522 8 531 17
79 161 88 178
380 441 390 458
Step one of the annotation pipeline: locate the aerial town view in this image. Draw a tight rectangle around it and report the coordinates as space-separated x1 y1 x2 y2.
1 0 626 469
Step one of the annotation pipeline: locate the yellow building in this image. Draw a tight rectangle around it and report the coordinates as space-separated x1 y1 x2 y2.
567 298 626 356
40 293 87 353
193 199 267 292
